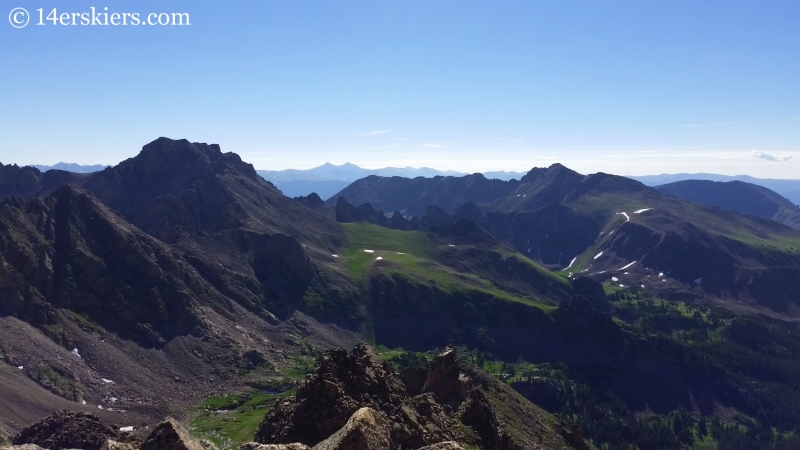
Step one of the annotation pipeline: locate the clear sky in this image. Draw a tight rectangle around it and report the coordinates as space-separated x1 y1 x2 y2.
1 1 798 177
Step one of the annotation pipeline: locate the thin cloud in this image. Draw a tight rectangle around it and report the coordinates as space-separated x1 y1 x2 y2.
751 150 794 162
362 144 403 150
358 130 392 136
422 143 448 148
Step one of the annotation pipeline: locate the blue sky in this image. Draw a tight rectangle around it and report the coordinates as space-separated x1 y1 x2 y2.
1 1 798 177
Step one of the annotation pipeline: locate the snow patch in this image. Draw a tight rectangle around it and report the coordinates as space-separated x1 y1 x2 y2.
396 252 406 255
448 244 455 247
633 208 652 214
611 277 619 282
331 254 339 258
376 257 383 261
658 272 664 277
593 251 604 260
566 257 577 269
72 348 80 358
617 212 630 222
17 366 23 370
120 426 134 433
618 261 636 271
363 249 374 253
82 400 87 405
101 378 114 384
694 278 702 284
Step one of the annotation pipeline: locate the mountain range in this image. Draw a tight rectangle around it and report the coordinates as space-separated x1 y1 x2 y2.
257 163 525 199
2 139 800 449
17 161 800 207
631 173 800 206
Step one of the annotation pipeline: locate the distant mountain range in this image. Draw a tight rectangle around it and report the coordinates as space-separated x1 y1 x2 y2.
15 162 800 206
257 163 526 199
656 180 800 230
31 163 108 173
630 173 800 206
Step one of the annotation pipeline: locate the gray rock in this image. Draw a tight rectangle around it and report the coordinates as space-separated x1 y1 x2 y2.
140 418 218 450
312 408 390 450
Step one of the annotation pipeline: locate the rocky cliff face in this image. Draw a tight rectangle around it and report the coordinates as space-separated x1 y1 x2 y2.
0 186 229 347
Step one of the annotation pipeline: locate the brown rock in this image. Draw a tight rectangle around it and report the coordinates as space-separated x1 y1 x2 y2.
418 442 466 450
239 443 311 450
100 440 137 450
458 389 515 450
140 418 217 450
0 445 47 450
255 344 406 446
12 411 118 450
423 347 469 406
311 408 390 450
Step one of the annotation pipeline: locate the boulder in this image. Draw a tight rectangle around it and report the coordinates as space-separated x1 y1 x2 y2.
140 418 218 450
12 411 118 450
312 408 390 450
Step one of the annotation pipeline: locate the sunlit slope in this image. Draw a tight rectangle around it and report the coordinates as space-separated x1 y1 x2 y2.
342 220 581 315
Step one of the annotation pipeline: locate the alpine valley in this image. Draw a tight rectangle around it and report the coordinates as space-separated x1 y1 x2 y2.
1 138 799 450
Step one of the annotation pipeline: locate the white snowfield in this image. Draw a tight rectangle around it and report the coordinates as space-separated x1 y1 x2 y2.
617 212 630 222
633 208 653 214
101 378 114 384
566 256 577 269
594 251 604 260
611 277 619 282
331 254 339 258
120 426 134 433
72 348 81 358
363 249 374 253
618 261 636 271
376 257 383 261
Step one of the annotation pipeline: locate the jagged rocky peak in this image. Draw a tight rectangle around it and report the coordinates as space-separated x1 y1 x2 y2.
100 137 260 189
519 163 582 184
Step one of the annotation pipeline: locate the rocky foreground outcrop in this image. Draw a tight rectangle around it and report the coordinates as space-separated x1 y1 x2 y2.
8 412 217 450
254 344 584 450
11 411 118 450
